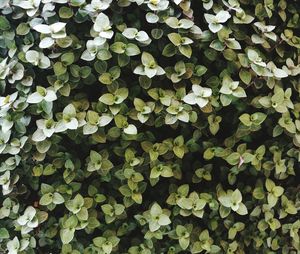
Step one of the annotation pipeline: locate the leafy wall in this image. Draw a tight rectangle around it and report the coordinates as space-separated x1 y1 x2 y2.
0 0 299 253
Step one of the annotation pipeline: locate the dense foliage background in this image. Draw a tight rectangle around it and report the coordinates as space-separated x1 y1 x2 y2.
0 0 299 253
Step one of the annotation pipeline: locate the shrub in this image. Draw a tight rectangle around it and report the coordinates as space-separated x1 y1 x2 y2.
0 0 299 253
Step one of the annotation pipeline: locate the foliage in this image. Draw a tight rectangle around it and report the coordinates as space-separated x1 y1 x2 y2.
0 0 299 253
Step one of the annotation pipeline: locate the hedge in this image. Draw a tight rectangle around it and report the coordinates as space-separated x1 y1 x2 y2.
0 0 299 253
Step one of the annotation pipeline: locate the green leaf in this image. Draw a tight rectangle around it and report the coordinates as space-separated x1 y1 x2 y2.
61 52 75 66
239 114 251 126
194 65 207 77
173 146 185 158
0 16 10 30
162 43 177 57
253 187 265 200
60 228 75 244
109 66 121 79
232 87 247 98
99 93 114 105
236 203 248 215
40 193 53 206
118 54 130 67
251 112 267 125
211 245 221 253
265 179 275 192
99 73 113 85
179 237 190 250
98 49 112 60
179 45 192 58
273 186 284 197
150 203 162 215
267 193 278 207
168 33 182 46
110 42 126 54
226 153 240 165
59 6 73 18
0 228 9 239
125 43 140 56
54 62 67 76
210 40 225 51
158 214 171 226
239 69 252 84
141 52 155 66
16 22 30 35
232 189 242 203
53 193 65 204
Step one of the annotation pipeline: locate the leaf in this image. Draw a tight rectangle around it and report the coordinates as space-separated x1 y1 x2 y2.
61 52 75 66
179 237 190 250
27 92 43 104
94 13 110 32
179 45 192 58
216 10 231 23
273 68 288 78
33 24 51 34
99 93 114 105
236 203 248 215
265 179 275 192
162 43 177 57
211 245 222 253
267 193 278 207
146 12 159 23
251 112 267 125
118 54 130 67
60 228 75 244
168 33 182 46
150 203 162 216
228 228 237 240
59 6 73 18
124 124 137 135
115 88 128 100
53 193 65 204
177 197 193 209
141 52 155 66
239 69 252 84
0 228 9 239
158 214 171 226
122 28 138 39
232 189 242 204
208 23 223 33
125 43 140 56
110 42 126 54
39 193 53 206
53 62 67 76
183 93 197 105
226 39 241 50
210 40 225 51
99 73 113 85
232 87 247 98
39 37 54 48
226 152 240 165
253 187 265 200
219 205 231 218
99 115 113 127
166 17 179 28
50 22 66 33
0 16 10 30
194 65 207 77
273 186 284 197
136 31 150 42
239 114 251 126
